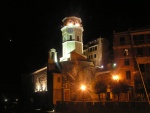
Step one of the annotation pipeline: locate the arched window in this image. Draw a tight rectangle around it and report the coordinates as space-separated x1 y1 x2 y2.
70 35 72 40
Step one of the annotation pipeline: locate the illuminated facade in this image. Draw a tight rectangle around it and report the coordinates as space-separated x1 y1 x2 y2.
33 48 59 93
83 38 109 68
33 67 47 92
60 16 84 61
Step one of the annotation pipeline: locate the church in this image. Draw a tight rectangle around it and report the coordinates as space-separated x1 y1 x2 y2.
22 16 150 111
23 16 116 110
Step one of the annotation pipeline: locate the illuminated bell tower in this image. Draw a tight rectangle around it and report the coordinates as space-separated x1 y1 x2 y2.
60 16 84 62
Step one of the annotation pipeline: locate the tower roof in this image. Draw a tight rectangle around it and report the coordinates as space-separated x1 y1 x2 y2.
62 16 82 27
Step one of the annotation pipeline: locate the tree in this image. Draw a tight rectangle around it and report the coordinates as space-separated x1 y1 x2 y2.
92 79 107 101
111 81 129 101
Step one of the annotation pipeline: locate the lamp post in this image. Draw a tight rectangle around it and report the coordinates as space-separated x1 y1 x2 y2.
80 85 86 101
80 85 86 113
112 75 119 81
112 75 120 101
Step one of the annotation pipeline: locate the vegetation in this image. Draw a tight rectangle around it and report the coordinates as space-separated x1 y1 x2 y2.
92 73 111 101
92 79 107 101
92 73 130 101
111 81 130 101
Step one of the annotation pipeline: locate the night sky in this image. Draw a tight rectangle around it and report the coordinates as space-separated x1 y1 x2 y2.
1 0 150 97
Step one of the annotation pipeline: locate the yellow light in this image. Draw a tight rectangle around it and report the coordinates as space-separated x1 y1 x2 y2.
67 23 73 26
80 85 86 91
112 75 119 80
75 23 79 26
37 85 40 91
43 84 46 91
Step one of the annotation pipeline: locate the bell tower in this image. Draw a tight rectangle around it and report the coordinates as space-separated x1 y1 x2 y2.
60 16 84 61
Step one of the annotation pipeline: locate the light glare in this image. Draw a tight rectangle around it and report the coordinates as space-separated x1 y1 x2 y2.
113 75 119 80
80 85 86 91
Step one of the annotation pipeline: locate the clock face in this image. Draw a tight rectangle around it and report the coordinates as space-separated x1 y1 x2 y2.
67 28 73 33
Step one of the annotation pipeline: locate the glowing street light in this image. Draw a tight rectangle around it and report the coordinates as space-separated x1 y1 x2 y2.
80 85 86 101
112 75 119 81
80 85 86 91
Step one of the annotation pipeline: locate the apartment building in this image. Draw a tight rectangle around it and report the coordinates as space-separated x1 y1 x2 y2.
83 38 109 68
113 28 150 100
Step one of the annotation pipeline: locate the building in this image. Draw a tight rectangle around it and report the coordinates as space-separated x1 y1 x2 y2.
23 16 115 110
113 28 150 101
60 16 86 61
83 38 109 69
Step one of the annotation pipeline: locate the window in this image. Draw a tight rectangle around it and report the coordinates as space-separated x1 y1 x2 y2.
126 71 131 80
52 52 54 59
124 49 129 56
124 59 130 66
94 54 96 58
93 47 95 51
90 48 92 52
91 55 93 59
77 36 79 41
137 48 143 56
120 37 125 45
145 64 150 73
139 64 145 73
94 46 97 51
133 35 144 45
70 35 72 40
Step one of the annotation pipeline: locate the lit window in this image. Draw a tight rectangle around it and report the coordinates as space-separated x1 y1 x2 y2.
67 20 73 26
124 49 129 56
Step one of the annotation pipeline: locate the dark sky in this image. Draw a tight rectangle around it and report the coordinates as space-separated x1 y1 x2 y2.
1 0 150 96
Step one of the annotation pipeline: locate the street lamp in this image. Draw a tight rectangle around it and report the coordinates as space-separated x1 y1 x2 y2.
80 85 86 113
80 85 86 101
112 75 119 81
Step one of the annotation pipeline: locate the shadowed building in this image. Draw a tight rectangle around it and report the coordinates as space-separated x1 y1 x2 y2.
113 28 150 101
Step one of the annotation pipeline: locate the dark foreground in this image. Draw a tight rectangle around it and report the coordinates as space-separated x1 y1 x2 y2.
55 101 150 113
1 101 150 113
